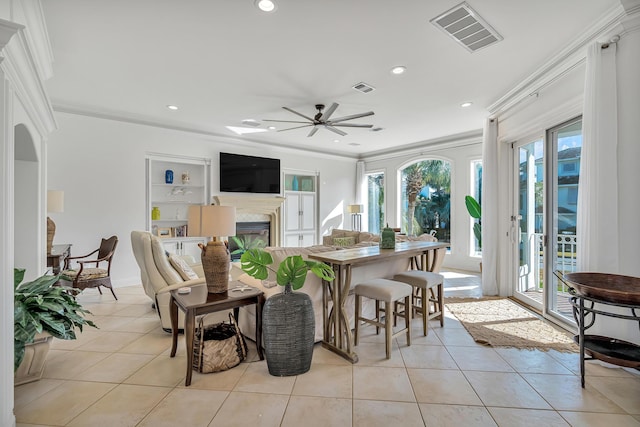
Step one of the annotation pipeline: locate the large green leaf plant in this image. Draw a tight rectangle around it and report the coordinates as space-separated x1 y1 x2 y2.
465 195 482 248
14 268 97 371
240 249 335 290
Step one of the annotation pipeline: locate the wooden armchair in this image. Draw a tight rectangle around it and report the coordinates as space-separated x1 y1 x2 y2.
61 235 118 300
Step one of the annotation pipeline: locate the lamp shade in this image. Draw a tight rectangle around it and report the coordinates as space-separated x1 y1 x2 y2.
347 204 363 214
47 190 64 213
188 205 236 238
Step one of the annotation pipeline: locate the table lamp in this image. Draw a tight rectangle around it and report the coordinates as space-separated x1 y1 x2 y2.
47 190 64 255
347 204 363 231
188 205 236 293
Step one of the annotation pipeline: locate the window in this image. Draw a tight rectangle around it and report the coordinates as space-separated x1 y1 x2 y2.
400 160 451 243
561 162 576 173
471 160 482 254
366 172 384 234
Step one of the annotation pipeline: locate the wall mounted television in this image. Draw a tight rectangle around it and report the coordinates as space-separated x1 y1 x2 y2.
219 152 281 194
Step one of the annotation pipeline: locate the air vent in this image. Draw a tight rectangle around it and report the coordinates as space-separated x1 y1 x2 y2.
431 2 502 53
352 82 376 94
241 119 261 127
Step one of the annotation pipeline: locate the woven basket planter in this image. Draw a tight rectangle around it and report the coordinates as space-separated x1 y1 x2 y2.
263 284 315 376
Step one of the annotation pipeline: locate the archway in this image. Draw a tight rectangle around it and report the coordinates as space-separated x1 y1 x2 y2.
14 123 40 278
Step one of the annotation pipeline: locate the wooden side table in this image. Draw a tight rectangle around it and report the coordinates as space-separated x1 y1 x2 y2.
47 244 71 274
169 282 264 386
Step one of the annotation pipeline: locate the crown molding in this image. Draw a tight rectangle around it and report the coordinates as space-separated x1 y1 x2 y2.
52 101 361 161
18 0 55 80
488 4 626 117
0 18 56 137
361 129 483 163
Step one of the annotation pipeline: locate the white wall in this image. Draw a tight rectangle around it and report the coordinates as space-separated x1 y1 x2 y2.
364 138 483 271
45 112 357 286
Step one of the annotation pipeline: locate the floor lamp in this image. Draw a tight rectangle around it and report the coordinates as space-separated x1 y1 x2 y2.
47 190 64 255
188 205 236 293
348 204 363 232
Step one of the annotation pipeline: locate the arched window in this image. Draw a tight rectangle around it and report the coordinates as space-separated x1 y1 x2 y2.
399 159 451 243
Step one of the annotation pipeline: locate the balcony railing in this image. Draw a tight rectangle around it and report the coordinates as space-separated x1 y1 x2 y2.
518 233 577 295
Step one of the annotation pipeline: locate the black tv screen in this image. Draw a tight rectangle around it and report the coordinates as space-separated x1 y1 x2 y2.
219 152 281 194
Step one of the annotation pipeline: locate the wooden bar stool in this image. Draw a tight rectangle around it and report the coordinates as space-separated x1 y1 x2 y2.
354 278 412 359
393 271 445 336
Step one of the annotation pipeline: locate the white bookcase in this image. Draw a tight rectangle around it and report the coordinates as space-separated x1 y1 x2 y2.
146 154 211 258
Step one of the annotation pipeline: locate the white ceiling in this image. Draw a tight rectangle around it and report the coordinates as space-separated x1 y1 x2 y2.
40 0 618 158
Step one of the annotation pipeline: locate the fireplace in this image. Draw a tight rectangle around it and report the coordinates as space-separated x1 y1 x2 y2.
230 221 270 261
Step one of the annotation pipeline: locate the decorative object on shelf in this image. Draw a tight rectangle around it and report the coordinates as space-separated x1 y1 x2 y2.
157 227 172 238
14 268 97 385
240 248 335 376
300 177 313 192
181 171 190 184
151 206 160 220
292 175 299 191
46 190 64 255
188 205 236 293
381 224 396 249
347 204 363 231
165 169 174 184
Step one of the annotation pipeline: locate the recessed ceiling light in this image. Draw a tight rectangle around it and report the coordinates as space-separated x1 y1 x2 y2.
461 102 473 108
255 0 276 12
268 126 276 130
391 66 406 75
226 126 268 135
166 105 178 110
333 139 340 143
370 127 384 132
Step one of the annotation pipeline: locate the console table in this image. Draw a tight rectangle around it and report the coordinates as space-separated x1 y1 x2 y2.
308 240 447 363
47 244 71 274
562 272 640 387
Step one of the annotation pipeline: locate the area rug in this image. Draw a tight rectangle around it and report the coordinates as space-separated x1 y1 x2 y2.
445 297 578 352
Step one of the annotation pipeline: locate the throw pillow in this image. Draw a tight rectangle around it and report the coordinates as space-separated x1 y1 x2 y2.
332 236 355 247
168 254 199 281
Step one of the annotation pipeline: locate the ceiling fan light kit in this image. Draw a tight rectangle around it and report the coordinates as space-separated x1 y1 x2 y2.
264 103 375 137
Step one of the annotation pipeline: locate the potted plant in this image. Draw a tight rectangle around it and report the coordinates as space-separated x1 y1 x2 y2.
14 268 97 385
239 249 334 376
465 195 482 271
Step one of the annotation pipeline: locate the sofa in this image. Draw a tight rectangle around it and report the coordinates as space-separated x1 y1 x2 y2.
321 229 380 247
235 231 445 342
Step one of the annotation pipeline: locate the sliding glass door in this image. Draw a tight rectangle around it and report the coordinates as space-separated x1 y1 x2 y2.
512 117 582 324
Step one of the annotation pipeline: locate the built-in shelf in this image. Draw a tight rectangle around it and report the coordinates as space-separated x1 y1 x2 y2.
146 154 211 256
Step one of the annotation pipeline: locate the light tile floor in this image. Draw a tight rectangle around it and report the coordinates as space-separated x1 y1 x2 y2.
14 269 640 426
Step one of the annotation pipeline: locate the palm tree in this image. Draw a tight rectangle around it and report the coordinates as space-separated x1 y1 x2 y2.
403 163 425 236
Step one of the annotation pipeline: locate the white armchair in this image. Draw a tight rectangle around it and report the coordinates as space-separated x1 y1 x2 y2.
131 231 225 331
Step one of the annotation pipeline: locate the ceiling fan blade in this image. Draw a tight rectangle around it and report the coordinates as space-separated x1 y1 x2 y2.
278 124 313 132
263 119 310 124
307 126 319 137
329 111 375 124
330 123 374 128
282 106 315 122
320 103 339 121
324 125 347 136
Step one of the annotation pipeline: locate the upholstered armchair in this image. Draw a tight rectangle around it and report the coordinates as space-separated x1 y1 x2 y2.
130 231 218 331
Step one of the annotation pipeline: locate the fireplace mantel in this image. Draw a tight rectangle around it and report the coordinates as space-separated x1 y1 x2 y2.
213 195 285 215
213 195 285 247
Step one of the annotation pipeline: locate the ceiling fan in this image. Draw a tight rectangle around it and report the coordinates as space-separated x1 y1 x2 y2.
264 103 374 137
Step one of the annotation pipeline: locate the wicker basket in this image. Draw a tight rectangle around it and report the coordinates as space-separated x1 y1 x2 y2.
262 284 315 376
